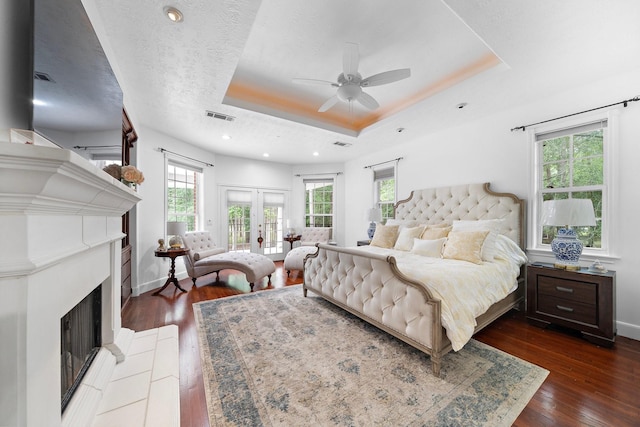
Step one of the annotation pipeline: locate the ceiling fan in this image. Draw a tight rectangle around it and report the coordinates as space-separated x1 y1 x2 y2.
293 42 411 112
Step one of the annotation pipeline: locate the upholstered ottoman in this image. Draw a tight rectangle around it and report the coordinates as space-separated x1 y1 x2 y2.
284 246 318 276
194 252 276 291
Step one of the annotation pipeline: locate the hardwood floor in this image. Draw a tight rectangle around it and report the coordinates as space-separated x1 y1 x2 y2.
122 262 640 426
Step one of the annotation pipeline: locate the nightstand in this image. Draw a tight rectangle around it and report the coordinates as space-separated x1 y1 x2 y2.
526 263 616 347
357 239 371 246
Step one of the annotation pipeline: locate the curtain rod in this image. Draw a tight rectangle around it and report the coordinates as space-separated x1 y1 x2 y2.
159 147 214 167
364 157 403 169
294 172 342 177
73 145 120 150
511 95 640 132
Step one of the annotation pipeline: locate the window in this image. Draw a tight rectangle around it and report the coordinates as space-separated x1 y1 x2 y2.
374 167 396 221
534 119 609 252
262 192 284 255
167 162 202 232
304 179 333 227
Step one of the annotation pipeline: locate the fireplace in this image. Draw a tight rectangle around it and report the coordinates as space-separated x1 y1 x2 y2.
0 141 141 426
60 284 102 412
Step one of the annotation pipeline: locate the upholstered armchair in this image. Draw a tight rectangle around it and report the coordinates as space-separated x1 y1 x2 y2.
284 227 332 276
181 231 226 284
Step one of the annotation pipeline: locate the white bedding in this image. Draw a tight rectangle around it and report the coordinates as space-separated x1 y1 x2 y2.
357 235 527 351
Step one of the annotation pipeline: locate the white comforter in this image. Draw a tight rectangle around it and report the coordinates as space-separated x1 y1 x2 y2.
358 236 527 351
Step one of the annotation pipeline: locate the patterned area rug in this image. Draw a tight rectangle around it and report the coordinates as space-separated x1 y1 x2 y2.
193 285 548 426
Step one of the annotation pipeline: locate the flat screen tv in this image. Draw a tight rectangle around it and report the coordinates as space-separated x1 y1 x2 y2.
32 0 123 162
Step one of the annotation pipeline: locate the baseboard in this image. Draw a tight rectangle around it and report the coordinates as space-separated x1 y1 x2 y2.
616 320 640 342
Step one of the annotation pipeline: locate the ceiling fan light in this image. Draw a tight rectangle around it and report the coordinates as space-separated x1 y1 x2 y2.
337 84 361 102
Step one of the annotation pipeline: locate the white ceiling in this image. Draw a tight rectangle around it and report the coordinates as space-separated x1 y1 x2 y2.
86 0 640 165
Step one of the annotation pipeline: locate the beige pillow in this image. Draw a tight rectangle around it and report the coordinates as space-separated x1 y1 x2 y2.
393 226 426 251
411 237 446 257
452 219 504 261
421 226 452 240
442 230 490 264
370 224 399 248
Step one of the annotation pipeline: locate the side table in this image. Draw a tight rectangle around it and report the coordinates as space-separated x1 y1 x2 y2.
357 240 371 246
284 235 301 250
154 248 190 294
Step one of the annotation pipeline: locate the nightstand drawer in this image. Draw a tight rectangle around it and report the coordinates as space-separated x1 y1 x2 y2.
537 276 596 305
537 295 597 325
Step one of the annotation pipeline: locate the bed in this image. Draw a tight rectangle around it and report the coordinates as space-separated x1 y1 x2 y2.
303 182 527 377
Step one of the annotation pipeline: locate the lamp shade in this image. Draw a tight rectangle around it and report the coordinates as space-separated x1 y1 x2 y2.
366 208 382 222
167 221 186 236
541 199 596 227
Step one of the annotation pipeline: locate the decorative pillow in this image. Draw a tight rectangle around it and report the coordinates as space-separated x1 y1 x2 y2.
393 226 426 251
452 219 504 261
411 237 446 258
370 224 400 248
193 247 225 261
420 226 452 240
442 230 490 264
385 219 419 229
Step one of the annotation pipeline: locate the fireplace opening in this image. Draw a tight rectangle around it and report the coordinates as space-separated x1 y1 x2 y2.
60 284 102 413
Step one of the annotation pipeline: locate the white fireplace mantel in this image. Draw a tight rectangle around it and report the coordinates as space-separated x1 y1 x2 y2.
0 142 143 426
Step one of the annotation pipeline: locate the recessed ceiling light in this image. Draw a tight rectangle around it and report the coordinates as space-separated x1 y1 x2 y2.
456 102 468 109
163 6 183 23
222 134 231 140
313 152 319 156
263 153 269 157
32 99 46 106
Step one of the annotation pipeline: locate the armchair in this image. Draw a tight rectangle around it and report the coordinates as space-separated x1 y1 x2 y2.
284 227 332 276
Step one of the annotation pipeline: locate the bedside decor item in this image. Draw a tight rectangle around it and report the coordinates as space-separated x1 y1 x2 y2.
102 164 145 187
365 207 382 239
166 221 186 248
541 199 596 270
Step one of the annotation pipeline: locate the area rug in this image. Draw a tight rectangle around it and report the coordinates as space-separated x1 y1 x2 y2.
193 285 548 426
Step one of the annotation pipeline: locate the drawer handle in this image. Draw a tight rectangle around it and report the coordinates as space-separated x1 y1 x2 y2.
555 286 574 293
556 305 574 312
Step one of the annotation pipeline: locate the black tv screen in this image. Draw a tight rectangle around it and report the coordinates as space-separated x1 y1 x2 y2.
32 0 123 161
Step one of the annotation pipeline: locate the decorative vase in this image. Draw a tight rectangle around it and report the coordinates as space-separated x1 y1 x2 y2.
551 228 583 270
367 221 377 239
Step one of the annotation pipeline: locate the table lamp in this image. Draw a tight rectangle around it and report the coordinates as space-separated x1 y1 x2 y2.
366 208 382 239
541 199 596 270
166 221 187 248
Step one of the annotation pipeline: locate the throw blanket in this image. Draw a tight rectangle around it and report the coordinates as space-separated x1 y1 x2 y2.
360 236 527 351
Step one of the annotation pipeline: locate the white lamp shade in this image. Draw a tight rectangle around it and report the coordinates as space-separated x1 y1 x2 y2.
366 208 382 222
541 199 596 227
167 221 187 236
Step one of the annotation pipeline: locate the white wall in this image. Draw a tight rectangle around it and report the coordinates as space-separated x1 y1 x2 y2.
132 126 218 295
343 68 640 341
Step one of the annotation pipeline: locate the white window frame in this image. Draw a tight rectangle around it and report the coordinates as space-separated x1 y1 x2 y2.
528 110 619 260
303 178 335 228
165 157 204 233
373 165 397 221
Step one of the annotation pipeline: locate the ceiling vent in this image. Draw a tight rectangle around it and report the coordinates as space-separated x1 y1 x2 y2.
34 71 54 83
205 110 235 121
333 141 352 147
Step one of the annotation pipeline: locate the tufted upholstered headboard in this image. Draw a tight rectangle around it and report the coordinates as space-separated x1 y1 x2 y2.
394 183 525 248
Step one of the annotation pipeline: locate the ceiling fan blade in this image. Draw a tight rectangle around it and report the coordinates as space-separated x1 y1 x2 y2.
361 68 411 87
343 42 359 80
292 78 338 87
318 95 340 112
356 91 379 110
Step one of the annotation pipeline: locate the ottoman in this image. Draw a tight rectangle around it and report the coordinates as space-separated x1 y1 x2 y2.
284 246 318 276
194 251 276 291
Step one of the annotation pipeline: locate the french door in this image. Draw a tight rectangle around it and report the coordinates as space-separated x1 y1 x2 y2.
221 187 288 260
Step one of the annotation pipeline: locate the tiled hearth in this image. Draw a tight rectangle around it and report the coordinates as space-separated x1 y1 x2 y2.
0 141 179 426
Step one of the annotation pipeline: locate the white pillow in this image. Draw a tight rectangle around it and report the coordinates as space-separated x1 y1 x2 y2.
493 234 528 265
393 226 426 251
411 237 446 258
452 219 504 261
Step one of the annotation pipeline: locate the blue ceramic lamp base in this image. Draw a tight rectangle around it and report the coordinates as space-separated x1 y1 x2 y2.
551 228 583 271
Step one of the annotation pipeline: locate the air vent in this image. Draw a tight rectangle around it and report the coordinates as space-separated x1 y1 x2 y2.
205 110 235 121
333 141 352 147
34 71 54 83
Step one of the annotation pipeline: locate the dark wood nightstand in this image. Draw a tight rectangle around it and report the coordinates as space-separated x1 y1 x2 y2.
526 263 616 347
357 240 371 246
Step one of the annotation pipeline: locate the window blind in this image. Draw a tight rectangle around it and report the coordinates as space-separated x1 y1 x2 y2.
535 120 608 142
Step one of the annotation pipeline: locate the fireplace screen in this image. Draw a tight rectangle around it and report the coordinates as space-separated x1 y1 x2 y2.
60 284 102 413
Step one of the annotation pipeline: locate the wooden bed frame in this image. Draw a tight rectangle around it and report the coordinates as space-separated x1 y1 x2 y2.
303 183 525 377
